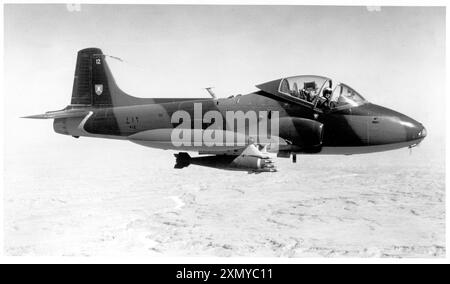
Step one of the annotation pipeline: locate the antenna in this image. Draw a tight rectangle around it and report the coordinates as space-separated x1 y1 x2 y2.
94 54 124 62
205 87 217 99
104 55 124 62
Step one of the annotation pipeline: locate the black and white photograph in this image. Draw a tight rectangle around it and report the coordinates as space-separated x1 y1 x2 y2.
1 1 447 264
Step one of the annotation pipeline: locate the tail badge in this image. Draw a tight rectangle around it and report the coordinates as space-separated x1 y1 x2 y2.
95 84 103 96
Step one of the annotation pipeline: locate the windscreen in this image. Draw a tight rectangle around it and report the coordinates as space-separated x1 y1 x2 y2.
330 83 366 107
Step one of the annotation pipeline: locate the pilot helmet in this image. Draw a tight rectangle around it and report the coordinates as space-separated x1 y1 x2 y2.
323 87 332 98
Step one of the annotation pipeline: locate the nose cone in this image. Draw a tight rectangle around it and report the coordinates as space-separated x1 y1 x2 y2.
421 126 427 138
397 115 427 142
354 103 427 146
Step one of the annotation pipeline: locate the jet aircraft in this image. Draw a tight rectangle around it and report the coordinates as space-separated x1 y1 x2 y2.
25 48 427 173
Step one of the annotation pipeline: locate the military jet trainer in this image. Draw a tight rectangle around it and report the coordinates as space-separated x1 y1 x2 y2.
25 48 427 173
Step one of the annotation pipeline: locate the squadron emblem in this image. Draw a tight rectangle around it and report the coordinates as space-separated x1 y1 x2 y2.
94 84 103 96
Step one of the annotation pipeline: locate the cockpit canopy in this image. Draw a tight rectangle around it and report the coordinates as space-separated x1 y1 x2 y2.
256 75 367 111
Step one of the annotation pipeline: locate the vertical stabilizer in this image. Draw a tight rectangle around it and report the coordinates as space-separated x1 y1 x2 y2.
70 47 130 107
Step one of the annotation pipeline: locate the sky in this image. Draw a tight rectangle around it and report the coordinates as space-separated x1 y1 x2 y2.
3 4 445 156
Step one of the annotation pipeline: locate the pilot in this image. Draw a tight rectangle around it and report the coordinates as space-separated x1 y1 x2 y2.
303 81 317 102
323 87 332 103
307 89 318 102
302 88 313 102
323 87 332 98
318 87 333 109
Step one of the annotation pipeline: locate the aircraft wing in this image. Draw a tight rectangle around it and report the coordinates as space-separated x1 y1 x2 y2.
128 128 289 172
128 128 290 153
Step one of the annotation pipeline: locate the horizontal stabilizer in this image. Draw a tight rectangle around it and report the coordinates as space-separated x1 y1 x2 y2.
22 109 89 119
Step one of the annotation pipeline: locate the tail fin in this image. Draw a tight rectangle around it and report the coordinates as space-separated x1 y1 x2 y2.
70 47 134 107
24 48 208 120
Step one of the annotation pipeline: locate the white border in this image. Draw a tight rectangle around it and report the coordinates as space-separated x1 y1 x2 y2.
0 0 448 264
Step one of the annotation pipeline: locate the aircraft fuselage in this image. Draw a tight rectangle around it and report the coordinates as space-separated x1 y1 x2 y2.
54 91 426 155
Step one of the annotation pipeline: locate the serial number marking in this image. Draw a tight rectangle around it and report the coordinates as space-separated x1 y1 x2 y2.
125 116 140 130
220 268 272 279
